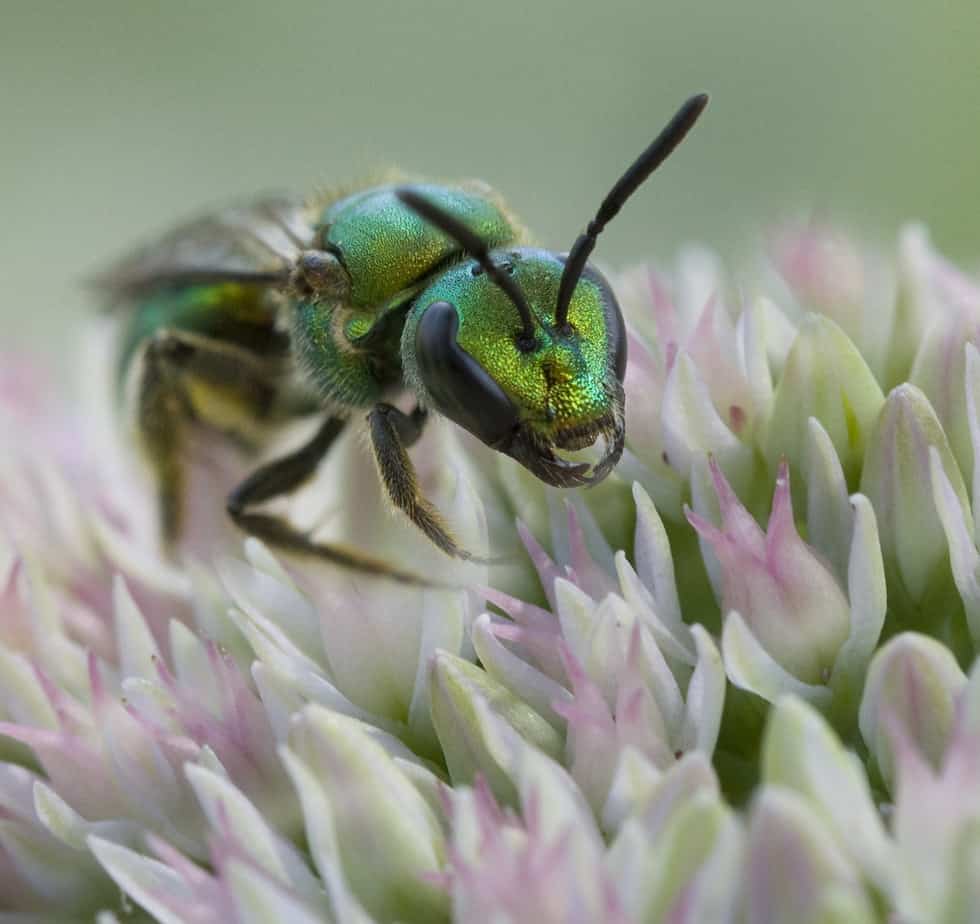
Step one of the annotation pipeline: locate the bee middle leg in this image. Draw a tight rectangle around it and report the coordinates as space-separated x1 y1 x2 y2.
368 402 471 559
226 415 345 528
226 415 439 584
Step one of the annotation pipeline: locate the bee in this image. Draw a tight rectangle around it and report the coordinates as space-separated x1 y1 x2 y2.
97 94 708 580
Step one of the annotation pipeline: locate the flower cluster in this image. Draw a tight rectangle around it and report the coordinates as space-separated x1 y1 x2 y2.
3 222 980 922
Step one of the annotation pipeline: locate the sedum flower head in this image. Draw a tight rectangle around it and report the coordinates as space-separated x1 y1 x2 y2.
4 222 980 922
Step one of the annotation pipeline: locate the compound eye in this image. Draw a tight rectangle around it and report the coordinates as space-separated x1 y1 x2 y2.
415 300 520 448
583 269 628 384
606 292 628 383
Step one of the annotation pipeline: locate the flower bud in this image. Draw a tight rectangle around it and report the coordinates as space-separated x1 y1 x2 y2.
885 224 937 388
859 384 971 610
771 223 865 319
0 767 113 912
767 314 884 489
286 705 447 923
909 314 980 480
444 777 613 923
762 697 891 892
932 443 980 648
428 650 562 803
858 633 966 791
611 765 725 922
746 787 876 924
688 459 850 686
662 351 754 491
888 669 980 920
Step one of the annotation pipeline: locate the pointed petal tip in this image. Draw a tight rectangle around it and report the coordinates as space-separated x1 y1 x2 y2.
683 505 721 543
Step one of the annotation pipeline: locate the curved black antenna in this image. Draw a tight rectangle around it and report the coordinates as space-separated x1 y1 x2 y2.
396 188 537 346
555 92 709 328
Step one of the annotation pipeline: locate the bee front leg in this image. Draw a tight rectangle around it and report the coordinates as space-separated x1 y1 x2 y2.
368 403 471 560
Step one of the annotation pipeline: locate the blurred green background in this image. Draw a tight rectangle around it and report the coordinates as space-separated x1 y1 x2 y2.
2 0 978 354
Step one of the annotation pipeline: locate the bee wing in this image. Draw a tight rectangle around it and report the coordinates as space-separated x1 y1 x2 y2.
91 195 315 304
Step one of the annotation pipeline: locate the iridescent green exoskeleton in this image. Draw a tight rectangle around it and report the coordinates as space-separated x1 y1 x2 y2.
97 95 708 580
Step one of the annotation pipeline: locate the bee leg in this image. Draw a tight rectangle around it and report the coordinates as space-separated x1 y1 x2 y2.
138 335 190 542
137 329 282 541
390 404 429 448
368 402 470 559
226 416 438 584
226 416 345 520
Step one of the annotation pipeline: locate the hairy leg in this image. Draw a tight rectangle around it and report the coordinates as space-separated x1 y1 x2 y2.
136 328 283 540
368 402 472 559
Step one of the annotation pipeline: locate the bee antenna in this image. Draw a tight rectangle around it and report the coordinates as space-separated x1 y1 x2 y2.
396 188 537 346
554 92 709 328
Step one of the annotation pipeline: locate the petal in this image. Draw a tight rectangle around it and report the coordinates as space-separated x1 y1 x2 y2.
0 647 58 729
965 343 980 527
613 552 695 667
677 625 726 757
88 837 191 924
829 495 886 709
804 416 853 585
931 445 980 647
474 694 605 869
746 786 873 924
737 298 777 446
471 612 570 728
217 554 323 671
630 482 686 637
429 651 562 801
224 858 327 924
860 383 969 608
184 765 310 894
885 223 935 388
858 633 965 791
112 577 163 683
287 705 447 923
762 697 892 892
601 748 661 835
407 589 467 758
279 749 377 924
768 314 884 488
722 611 832 708
636 791 738 923
663 352 750 484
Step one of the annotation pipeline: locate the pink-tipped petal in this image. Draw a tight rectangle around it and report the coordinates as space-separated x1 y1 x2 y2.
517 521 563 610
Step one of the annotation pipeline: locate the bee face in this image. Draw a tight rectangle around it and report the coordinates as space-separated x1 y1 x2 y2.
405 248 626 486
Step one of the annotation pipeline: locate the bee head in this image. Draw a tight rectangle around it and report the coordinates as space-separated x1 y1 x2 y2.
403 249 626 487
396 92 707 486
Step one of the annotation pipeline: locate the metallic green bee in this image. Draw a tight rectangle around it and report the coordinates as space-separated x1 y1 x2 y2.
98 94 708 578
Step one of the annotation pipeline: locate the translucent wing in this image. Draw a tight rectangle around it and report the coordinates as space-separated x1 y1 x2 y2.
91 195 315 303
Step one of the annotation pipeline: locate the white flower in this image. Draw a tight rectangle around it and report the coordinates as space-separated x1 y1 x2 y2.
5 220 980 922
